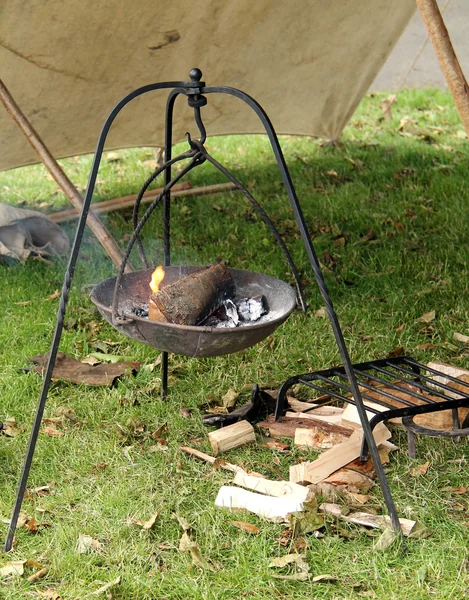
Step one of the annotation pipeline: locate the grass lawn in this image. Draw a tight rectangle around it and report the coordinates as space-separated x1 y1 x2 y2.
1 88 469 599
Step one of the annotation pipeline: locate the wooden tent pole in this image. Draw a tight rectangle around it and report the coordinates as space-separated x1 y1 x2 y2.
416 0 469 138
0 79 133 272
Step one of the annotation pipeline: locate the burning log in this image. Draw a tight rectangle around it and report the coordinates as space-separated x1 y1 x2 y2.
148 264 235 325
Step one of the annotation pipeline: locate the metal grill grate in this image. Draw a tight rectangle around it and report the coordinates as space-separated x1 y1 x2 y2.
275 356 469 438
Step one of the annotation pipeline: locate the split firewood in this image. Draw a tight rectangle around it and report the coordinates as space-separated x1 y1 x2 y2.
286 410 344 425
342 373 469 430
232 472 312 502
257 414 353 440
215 486 308 522
148 263 235 325
290 423 391 484
426 362 469 425
208 420 256 455
294 427 350 450
319 502 417 536
310 468 375 503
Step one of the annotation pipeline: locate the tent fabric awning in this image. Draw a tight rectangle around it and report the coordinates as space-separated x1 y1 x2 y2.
0 0 415 172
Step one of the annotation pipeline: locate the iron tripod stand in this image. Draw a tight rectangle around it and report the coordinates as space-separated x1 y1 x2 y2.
5 68 405 552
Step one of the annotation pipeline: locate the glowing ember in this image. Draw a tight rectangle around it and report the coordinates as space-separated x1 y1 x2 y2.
150 265 165 294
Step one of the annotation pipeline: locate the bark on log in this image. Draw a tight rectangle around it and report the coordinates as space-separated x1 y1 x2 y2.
148 263 235 325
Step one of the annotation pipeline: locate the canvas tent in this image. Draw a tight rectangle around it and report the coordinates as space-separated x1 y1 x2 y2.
0 0 416 172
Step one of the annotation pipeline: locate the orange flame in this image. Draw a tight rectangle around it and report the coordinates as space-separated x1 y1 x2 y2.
150 265 165 295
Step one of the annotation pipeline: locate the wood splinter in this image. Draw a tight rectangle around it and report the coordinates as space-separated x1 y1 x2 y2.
148 263 235 325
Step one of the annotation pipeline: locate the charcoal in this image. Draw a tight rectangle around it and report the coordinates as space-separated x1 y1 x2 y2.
203 299 239 328
132 304 149 318
237 295 268 322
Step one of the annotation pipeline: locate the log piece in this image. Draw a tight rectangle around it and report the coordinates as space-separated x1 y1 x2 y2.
215 486 306 522
208 420 256 455
294 427 350 450
232 472 312 502
257 414 354 440
289 423 391 484
148 263 235 325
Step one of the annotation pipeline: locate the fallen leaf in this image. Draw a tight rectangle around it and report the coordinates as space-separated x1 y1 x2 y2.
314 306 326 318
410 461 430 477
312 574 338 583
222 388 239 409
0 560 26 579
77 533 103 554
127 510 160 530
24 517 40 533
204 406 228 415
106 151 121 162
30 352 140 386
90 575 121 596
27 566 49 582
179 531 212 570
231 521 260 535
396 323 406 334
269 553 310 572
55 406 80 423
81 355 102 366
288 498 324 536
374 528 397 550
45 290 60 301
180 407 192 418
453 332 469 344
260 440 290 452
387 346 405 358
334 236 346 248
3 417 24 437
441 486 467 495
416 343 437 350
41 423 64 437
417 311 436 324
33 590 62 599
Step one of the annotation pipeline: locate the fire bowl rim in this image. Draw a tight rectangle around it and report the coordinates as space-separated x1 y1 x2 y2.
90 266 298 334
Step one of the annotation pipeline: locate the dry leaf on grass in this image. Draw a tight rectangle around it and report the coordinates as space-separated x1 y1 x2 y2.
3 417 24 437
314 306 326 318
27 566 49 582
417 311 436 324
441 486 467 495
127 510 160 530
453 332 469 344
374 528 397 551
410 461 430 477
231 521 260 535
77 533 103 554
269 553 311 581
55 406 80 423
29 352 140 386
179 531 213 571
33 590 62 599
45 290 60 301
222 388 239 409
0 560 26 579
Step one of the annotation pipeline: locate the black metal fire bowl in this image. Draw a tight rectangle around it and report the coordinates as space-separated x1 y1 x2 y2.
90 266 297 358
